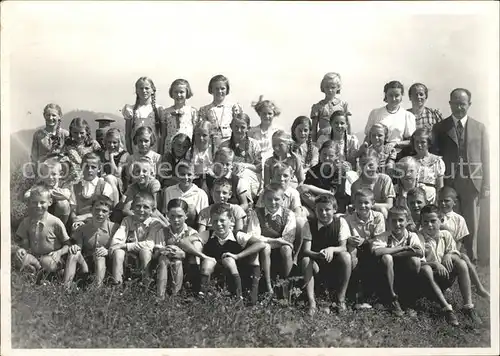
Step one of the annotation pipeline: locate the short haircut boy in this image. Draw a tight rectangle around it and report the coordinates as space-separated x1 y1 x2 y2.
315 194 338 210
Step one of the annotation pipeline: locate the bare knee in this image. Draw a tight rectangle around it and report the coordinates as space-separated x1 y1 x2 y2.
113 249 125 262
336 251 351 266
408 257 421 273
40 255 58 273
280 245 293 258
381 254 393 266
262 243 271 256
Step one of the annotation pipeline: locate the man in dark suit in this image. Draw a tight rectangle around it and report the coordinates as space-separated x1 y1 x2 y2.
431 88 489 264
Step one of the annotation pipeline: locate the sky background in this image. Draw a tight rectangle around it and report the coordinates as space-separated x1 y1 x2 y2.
2 1 499 137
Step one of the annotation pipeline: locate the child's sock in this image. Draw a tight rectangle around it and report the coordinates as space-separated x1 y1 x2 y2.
232 274 242 298
200 274 210 294
250 266 261 305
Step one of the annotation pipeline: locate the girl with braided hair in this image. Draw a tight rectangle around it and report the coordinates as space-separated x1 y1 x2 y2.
31 103 69 173
220 113 262 199
122 76 165 154
291 116 319 174
324 110 359 169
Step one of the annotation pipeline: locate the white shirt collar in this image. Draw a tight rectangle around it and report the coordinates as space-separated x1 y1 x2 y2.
265 207 283 218
83 176 99 187
452 114 468 127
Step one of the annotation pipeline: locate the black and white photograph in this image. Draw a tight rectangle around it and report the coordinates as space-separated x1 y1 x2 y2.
1 1 498 354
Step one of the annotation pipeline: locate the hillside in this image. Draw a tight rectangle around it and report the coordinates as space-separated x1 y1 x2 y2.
10 110 124 168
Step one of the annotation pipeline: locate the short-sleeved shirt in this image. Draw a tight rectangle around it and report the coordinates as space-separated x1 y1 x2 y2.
255 186 302 212
408 107 443 131
16 213 70 256
441 211 469 243
73 220 120 256
31 127 69 163
200 230 251 248
414 154 445 186
122 103 166 145
125 179 161 199
248 125 277 162
162 184 209 216
198 204 247 230
198 101 242 140
344 210 386 240
162 105 198 154
110 216 166 250
153 223 201 248
420 230 460 264
365 143 397 172
311 98 350 134
25 183 73 205
302 216 350 242
350 174 395 203
246 207 296 243
372 230 425 261
364 106 416 143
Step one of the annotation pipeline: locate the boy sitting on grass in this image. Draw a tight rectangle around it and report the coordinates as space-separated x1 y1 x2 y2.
121 158 167 225
64 195 119 287
24 158 72 226
344 188 386 309
109 192 167 286
301 195 352 315
153 199 202 299
370 206 424 317
182 203 266 305
14 185 76 278
69 152 115 231
247 183 296 296
419 205 483 326
437 187 489 299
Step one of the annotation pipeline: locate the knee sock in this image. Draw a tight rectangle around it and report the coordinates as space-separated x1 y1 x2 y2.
250 266 261 305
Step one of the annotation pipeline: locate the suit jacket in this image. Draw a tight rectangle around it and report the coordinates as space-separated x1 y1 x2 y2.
431 116 489 193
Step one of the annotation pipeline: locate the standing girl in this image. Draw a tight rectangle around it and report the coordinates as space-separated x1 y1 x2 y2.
364 80 416 150
325 111 359 169
263 130 304 189
161 79 198 155
123 76 165 154
310 72 351 145
220 113 262 199
126 126 162 180
99 128 129 203
159 133 191 188
63 118 102 186
198 74 242 149
290 116 319 174
31 103 69 168
248 96 279 163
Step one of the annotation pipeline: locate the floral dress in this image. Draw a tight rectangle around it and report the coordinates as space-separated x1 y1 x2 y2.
198 101 242 149
62 140 102 186
122 103 166 153
414 153 445 204
310 98 350 147
162 105 198 155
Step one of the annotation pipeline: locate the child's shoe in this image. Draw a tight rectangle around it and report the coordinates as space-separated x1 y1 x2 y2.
445 310 459 326
463 307 482 325
335 301 347 315
354 303 372 310
390 296 404 317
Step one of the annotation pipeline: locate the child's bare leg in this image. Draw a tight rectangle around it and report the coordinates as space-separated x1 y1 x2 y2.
53 200 71 226
333 251 352 304
294 217 306 262
221 257 242 298
21 254 41 273
138 249 153 279
420 265 452 309
63 252 81 286
103 175 120 206
280 245 293 278
301 257 316 313
40 255 59 273
94 256 106 287
247 258 261 305
451 254 473 307
157 255 169 298
112 249 126 284
170 260 184 295
77 253 89 274
461 253 489 298
200 258 216 294
380 254 396 300
260 244 272 293
187 241 203 292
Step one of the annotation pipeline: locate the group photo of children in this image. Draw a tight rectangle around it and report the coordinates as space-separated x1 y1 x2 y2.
13 71 491 329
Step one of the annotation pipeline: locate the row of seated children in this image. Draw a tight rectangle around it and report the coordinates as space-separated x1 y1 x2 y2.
14 177 488 326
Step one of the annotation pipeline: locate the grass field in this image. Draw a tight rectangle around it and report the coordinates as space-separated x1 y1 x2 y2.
11 265 491 349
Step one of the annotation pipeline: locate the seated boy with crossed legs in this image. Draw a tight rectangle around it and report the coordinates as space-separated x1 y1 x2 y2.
301 195 352 315
419 205 482 326
369 207 424 317
109 192 167 285
438 187 489 299
14 185 76 278
247 183 296 296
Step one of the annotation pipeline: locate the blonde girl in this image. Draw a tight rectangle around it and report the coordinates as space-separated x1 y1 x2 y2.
311 72 351 145
99 128 129 202
63 117 101 186
31 103 69 168
263 130 304 189
220 113 262 198
161 79 198 155
248 96 279 162
198 74 242 149
123 76 165 154
290 116 319 173
358 123 397 174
